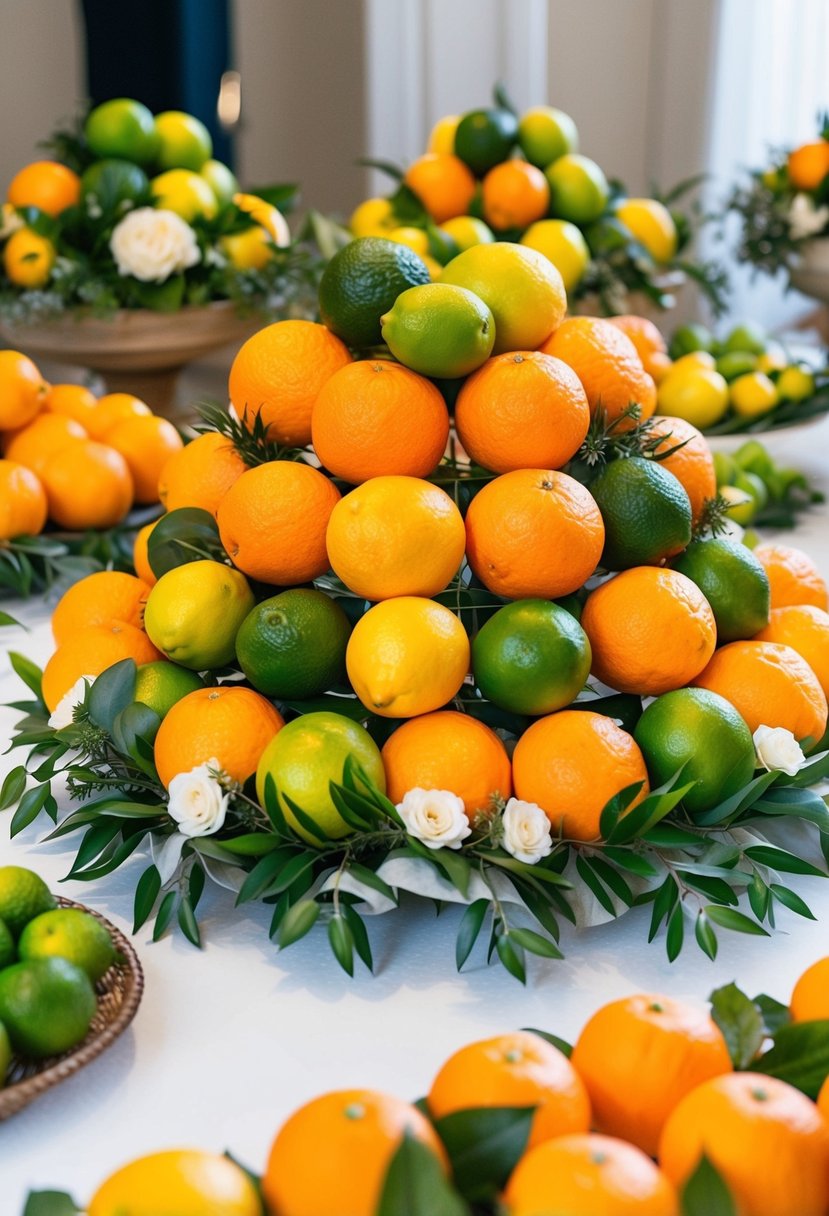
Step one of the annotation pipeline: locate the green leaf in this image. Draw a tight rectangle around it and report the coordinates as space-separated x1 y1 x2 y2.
693 770 779 825
602 846 660 878
147 507 224 577
605 772 695 845
8 651 44 702
86 658 136 732
756 1020 829 1098
111 702 161 772
328 782 378 832
508 926 563 959
753 993 791 1036
597 780 645 841
666 902 685 961
575 855 616 915
0 764 27 811
377 1132 469 1216
10 782 51 836
133 864 161 932
755 784 829 828
495 932 526 984
277 899 320 948
455 898 489 971
432 848 471 898
189 861 206 909
342 904 373 972
680 1155 738 1216
705 906 769 937
695 910 718 960
744 845 827 877
261 773 291 836
281 792 331 844
433 1106 535 1204
235 848 297 905
220 833 281 857
345 862 398 905
770 883 816 919
0 609 23 628
153 891 177 941
262 851 319 898
710 983 765 1069
328 913 354 976
648 876 679 942
521 1028 573 1057
23 1193 81 1216
177 894 201 947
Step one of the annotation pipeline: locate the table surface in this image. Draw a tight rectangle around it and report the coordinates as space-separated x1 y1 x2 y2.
2 419 829 1211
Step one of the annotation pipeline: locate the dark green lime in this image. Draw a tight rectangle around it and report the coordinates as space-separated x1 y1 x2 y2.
672 538 770 642
318 237 431 349
236 589 351 699
80 159 149 211
0 957 96 1058
454 108 519 176
590 457 692 570
668 323 713 360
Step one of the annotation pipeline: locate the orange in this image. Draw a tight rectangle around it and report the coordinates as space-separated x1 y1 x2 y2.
325 475 465 600
153 685 284 788
403 153 477 224
228 320 352 447
105 415 184 504
464 469 604 599
382 710 512 817
541 316 657 430
646 415 716 524
608 314 669 382
505 1133 679 1216
659 1072 829 1216
481 160 550 231
217 460 340 585
787 140 829 191
3 413 86 477
454 351 590 473
51 571 152 645
694 639 827 744
42 623 161 713
790 956 829 1021
0 350 47 430
43 383 98 428
754 604 829 697
428 1030 590 1150
582 568 717 696
753 543 829 611
512 709 649 841
87 1149 262 1216
158 432 248 515
6 160 81 216
263 1089 448 1216
3 228 55 288
311 361 449 484
571 994 733 1157
85 393 151 440
819 1075 829 1119
133 518 160 586
40 440 134 530
0 460 47 540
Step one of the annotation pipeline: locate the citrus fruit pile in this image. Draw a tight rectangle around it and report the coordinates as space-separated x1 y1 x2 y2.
39 962 829 1216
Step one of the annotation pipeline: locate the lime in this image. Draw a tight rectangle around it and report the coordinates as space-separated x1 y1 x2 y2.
381 283 495 377
733 469 769 513
733 439 775 480
134 661 205 718
318 237 431 349
80 159 149 211
656 367 729 429
454 108 518 176
255 711 385 845
715 351 758 381
19 908 117 983
777 365 815 401
0 956 96 1058
150 169 217 221
384 225 428 257
720 483 756 527
722 322 767 356
668 323 714 360
518 105 579 167
0 867 55 939
144 560 255 670
154 110 212 171
589 457 692 569
520 218 590 292
201 158 239 206
672 538 770 642
0 1021 10 1087
616 198 678 263
439 216 494 251
730 372 778 419
713 451 737 487
84 98 158 164
472 599 591 715
236 589 351 699
545 154 609 224
349 197 395 237
0 919 15 969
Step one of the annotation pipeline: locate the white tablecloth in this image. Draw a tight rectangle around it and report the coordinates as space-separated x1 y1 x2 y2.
2 420 829 1211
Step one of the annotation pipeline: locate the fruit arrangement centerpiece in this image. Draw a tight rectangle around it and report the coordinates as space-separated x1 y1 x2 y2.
5 235 829 981
26 964 829 1215
349 87 727 318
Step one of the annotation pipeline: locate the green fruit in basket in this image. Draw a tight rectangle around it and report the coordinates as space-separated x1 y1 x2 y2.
518 105 579 167
319 237 431 349
722 321 767 356
545 153 609 224
0 1021 10 1087
236 589 351 699
19 908 117 983
733 439 775 480
589 456 692 570
0 957 96 1058
472 599 591 716
80 159 149 210
712 451 737 488
0 867 55 940
715 351 758 381
634 688 756 815
0 920 15 970
84 98 158 165
201 158 239 206
154 110 212 172
777 365 816 402
381 283 495 378
730 371 778 419
672 537 771 642
134 661 205 719
454 107 518 176
668 323 713 360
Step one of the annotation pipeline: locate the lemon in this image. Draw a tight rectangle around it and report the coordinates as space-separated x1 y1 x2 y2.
144 560 255 670
88 1150 262 1216
387 225 430 256
134 660 205 718
3 228 55 288
616 198 678 263
233 192 290 246
221 227 274 271
423 254 443 280
439 216 494 251
19 907 117 982
656 366 729 429
777 365 815 401
381 283 495 377
346 596 470 718
255 711 385 845
756 347 787 374
0 866 55 939
201 158 238 206
518 105 579 167
154 110 212 171
671 351 716 372
520 218 590 292
720 483 756 526
427 113 460 155
84 98 158 164
150 169 217 221
729 371 778 418
0 957 95 1058
545 153 609 224
350 197 395 237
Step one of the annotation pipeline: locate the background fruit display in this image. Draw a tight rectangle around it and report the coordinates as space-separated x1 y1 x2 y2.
26 965 829 1215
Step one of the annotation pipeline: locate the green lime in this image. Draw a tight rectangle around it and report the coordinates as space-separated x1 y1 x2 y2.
722 322 767 356
256 711 385 846
720 484 756 526
672 537 770 642
712 451 737 488
144 560 255 671
668 323 713 360
0 919 15 969
0 867 56 940
0 1021 10 1087
134 661 205 718
715 351 758 381
80 159 149 211
318 237 431 349
634 687 756 815
733 470 769 512
84 98 158 164
453 108 518 176
19 908 117 983
518 105 579 167
0 957 96 1059
236 589 351 699
154 110 212 171
201 158 239 206
381 283 494 377
545 154 609 224
732 439 775 481
589 457 692 570
472 599 591 715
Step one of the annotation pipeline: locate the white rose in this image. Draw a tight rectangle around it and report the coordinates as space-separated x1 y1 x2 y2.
168 758 229 837
110 207 201 282
788 193 829 240
396 788 471 851
501 798 553 864
48 674 95 729
753 725 807 776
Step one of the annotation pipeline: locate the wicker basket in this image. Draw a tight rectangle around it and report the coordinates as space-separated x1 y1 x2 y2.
0 898 144 1119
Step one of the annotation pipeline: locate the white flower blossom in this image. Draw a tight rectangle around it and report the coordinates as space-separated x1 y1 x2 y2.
110 207 200 282
753 725 807 776
396 788 471 851
168 758 229 837
48 675 95 729
0 206 23 240
788 193 829 240
501 798 553 864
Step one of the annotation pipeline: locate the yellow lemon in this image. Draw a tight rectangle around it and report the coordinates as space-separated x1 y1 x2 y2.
439 215 494 251
88 1150 262 1216
2 228 55 288
729 371 778 418
427 113 460 155
221 226 274 271
616 197 678 263
346 596 470 718
150 169 217 221
777 365 815 401
520 218 590 293
349 196 395 237
656 366 730 429
756 347 787 374
671 351 716 372
233 192 290 246
143 559 255 670
387 225 430 256
720 483 756 526
423 254 444 280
